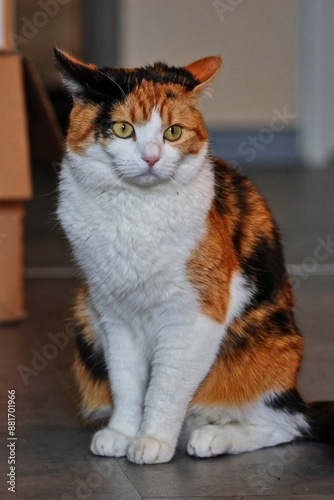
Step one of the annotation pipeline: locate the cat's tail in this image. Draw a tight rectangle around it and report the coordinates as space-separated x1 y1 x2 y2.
304 400 334 445
271 389 334 445
72 286 112 422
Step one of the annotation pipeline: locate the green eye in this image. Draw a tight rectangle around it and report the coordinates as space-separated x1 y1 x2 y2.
112 122 134 139
164 125 182 141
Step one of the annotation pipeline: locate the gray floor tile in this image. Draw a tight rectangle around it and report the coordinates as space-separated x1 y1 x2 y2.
118 443 334 498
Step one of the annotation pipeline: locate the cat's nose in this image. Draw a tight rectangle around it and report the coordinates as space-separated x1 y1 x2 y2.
143 155 160 168
141 142 161 168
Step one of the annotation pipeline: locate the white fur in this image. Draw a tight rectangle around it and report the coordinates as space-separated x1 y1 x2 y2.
184 394 309 457
58 111 255 464
225 273 254 326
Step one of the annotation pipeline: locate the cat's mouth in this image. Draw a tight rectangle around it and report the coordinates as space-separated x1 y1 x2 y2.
112 159 176 187
121 166 173 187
130 171 168 186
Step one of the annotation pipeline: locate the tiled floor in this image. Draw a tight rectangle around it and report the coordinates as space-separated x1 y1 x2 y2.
1 162 333 499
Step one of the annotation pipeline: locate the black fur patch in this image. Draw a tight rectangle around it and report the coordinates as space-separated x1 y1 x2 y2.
95 100 114 138
212 160 251 247
212 159 239 216
54 48 199 105
268 309 296 335
75 329 108 381
306 401 334 444
102 63 200 93
242 235 286 308
230 176 251 254
266 389 307 414
266 390 334 444
166 90 177 99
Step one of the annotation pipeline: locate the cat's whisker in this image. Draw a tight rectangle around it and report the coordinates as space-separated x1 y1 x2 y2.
95 69 127 99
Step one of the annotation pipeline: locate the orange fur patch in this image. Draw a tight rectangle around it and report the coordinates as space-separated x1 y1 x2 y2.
73 353 111 418
73 285 90 331
73 286 112 418
184 56 222 91
111 81 207 155
67 103 99 155
191 327 303 407
187 205 238 323
64 53 97 71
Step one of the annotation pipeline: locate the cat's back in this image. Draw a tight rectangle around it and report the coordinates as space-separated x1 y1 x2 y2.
212 158 284 267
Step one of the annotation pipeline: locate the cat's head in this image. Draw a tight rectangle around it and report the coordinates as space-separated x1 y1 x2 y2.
55 49 222 189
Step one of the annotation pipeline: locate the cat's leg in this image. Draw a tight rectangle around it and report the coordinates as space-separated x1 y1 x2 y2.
186 392 309 457
91 319 149 457
127 314 226 464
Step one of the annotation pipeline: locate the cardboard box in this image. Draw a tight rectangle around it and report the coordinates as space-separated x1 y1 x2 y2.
0 54 31 200
0 0 63 322
0 0 14 52
0 53 30 322
0 204 25 321
0 53 63 322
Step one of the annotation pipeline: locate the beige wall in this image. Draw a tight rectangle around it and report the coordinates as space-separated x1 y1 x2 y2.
119 0 298 129
13 0 298 129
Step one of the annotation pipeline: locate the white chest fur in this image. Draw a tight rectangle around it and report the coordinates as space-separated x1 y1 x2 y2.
57 155 215 322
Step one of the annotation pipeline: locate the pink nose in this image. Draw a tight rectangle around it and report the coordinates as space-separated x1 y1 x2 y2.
143 155 160 168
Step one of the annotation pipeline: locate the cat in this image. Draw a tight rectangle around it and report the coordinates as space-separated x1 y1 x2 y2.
54 48 334 464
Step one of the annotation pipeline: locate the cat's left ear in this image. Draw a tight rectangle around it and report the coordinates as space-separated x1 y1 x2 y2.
184 56 222 94
54 48 98 99
54 48 114 103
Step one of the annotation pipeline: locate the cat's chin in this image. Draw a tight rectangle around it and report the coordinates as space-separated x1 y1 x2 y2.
127 172 171 187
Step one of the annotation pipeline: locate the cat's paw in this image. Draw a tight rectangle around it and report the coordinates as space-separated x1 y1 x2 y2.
127 436 174 464
187 425 229 458
90 428 132 457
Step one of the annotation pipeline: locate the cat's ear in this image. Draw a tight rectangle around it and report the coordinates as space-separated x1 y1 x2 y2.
184 56 222 94
54 48 110 103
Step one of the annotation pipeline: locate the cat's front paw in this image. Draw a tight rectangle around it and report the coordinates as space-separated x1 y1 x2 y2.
127 436 174 464
187 425 229 458
90 428 132 457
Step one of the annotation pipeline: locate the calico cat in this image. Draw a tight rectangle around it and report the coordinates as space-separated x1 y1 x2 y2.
54 48 334 464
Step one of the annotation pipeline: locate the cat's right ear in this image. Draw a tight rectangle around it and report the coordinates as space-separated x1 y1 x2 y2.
54 48 103 103
184 56 222 95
